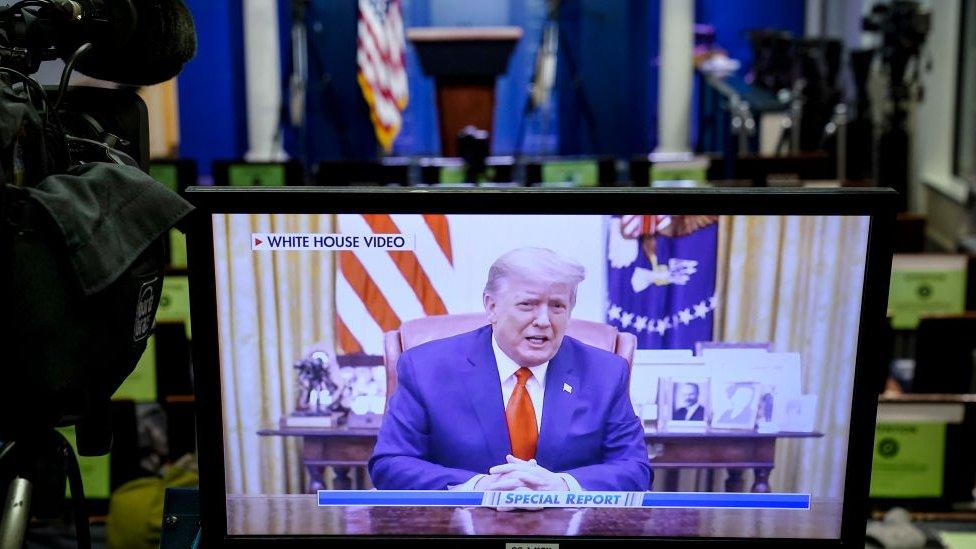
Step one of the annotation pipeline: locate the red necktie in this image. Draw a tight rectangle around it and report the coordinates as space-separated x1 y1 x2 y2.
506 367 538 460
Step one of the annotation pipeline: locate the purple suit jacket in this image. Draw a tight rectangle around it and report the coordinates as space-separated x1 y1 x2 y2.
368 325 651 491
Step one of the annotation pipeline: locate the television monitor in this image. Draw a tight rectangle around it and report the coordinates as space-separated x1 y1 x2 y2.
186 187 896 547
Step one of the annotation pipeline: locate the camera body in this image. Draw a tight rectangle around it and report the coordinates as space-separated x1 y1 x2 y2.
0 0 136 75
0 2 194 544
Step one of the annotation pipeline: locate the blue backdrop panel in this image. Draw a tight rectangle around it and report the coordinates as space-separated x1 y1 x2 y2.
176 1 805 170
556 0 657 157
302 1 380 161
695 0 805 77
178 0 248 176
391 0 436 155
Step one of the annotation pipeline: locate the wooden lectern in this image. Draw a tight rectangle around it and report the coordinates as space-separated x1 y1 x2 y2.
407 26 522 157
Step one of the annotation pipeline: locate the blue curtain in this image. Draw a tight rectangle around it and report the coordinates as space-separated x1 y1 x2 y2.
175 0 806 170
178 0 248 176
556 0 658 156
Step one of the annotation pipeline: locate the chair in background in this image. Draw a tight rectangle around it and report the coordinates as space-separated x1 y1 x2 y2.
382 313 637 399
893 212 927 253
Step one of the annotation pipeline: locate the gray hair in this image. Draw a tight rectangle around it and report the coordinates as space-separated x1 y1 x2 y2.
483 247 586 304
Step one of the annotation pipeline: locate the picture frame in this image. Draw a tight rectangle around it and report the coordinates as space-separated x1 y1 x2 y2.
701 350 803 433
750 352 803 433
629 349 703 432
660 377 710 433
636 378 659 431
776 394 819 433
710 380 762 430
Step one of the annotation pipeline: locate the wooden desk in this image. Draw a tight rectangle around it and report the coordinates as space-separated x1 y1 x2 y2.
226 495 843 538
644 430 823 493
257 427 822 493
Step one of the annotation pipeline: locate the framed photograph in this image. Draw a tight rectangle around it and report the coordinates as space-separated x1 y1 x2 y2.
661 377 710 432
776 394 819 433
630 349 703 432
751 353 803 432
636 377 659 431
710 381 761 430
756 391 776 432
702 350 803 433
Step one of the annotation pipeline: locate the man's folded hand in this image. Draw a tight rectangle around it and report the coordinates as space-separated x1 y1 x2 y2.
474 455 570 511
489 454 570 492
473 472 528 492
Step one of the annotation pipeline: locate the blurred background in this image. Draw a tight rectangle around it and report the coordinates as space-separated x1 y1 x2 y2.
22 0 976 547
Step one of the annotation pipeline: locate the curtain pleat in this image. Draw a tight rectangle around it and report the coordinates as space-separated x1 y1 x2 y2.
715 215 869 498
214 213 335 494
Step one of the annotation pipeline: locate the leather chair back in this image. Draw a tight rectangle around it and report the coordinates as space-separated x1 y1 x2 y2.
383 313 637 398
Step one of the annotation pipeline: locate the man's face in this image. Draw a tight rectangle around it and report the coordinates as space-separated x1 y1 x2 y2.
677 384 699 407
484 274 573 368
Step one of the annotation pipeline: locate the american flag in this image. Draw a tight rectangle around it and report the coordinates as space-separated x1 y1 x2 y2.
336 214 454 354
357 0 408 152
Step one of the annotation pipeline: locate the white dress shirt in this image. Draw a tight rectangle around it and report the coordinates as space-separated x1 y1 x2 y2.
449 335 582 492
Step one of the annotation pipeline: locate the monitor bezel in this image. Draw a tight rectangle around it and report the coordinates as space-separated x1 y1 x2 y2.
185 186 897 547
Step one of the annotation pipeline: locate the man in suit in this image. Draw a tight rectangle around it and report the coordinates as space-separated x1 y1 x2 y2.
672 382 704 421
369 247 651 493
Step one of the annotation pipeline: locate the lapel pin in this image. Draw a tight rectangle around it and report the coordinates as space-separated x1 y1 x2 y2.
563 383 573 394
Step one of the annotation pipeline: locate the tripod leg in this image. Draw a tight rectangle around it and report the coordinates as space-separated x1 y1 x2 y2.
59 432 92 549
0 476 32 549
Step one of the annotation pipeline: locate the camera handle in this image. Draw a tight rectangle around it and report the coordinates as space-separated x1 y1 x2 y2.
0 431 92 549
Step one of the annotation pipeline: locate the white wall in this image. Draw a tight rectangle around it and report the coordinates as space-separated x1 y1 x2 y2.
913 0 968 210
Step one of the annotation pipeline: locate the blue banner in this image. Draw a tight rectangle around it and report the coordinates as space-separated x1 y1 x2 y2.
316 490 810 510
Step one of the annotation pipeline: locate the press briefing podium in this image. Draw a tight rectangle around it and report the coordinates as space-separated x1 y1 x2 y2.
407 26 522 157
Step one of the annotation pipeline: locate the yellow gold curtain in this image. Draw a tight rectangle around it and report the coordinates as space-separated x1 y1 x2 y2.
213 213 335 494
714 214 870 498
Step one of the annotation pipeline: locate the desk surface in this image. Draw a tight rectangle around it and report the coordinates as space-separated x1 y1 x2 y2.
226 495 842 539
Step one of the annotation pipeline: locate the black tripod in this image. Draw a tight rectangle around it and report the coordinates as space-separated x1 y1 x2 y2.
0 429 91 549
863 0 930 211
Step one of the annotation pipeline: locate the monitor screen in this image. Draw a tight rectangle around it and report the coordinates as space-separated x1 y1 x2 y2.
187 188 894 546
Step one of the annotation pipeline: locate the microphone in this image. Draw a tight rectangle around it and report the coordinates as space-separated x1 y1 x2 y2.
62 0 197 86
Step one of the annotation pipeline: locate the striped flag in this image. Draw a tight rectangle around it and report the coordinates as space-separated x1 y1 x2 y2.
356 0 408 152
336 214 454 355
